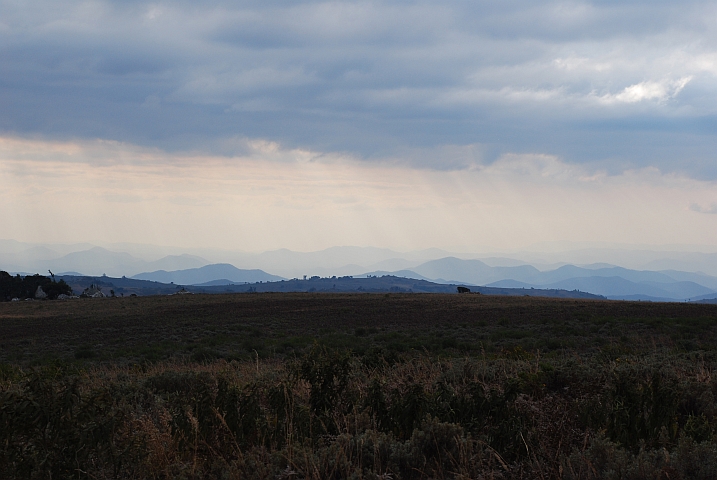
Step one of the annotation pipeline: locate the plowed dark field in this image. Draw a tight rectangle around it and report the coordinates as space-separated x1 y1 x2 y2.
1 293 716 364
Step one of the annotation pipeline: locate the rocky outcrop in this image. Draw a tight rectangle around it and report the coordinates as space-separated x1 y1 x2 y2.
81 284 106 298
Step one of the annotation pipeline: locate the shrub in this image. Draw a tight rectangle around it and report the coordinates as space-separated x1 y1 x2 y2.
298 343 351 433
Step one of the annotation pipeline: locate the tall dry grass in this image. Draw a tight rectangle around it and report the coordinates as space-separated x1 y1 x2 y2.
2 347 717 478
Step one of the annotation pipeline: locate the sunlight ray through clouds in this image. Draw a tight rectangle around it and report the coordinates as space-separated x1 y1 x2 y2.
2 136 717 251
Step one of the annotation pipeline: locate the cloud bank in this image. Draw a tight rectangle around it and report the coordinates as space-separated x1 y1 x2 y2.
3 1 717 252
2 137 717 252
1 1 717 177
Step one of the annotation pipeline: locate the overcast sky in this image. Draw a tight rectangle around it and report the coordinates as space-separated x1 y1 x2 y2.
3 1 717 252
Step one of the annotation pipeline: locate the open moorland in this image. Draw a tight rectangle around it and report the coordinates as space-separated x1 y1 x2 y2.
2 293 717 479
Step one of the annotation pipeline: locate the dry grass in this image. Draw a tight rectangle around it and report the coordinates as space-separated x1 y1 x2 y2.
2 294 717 478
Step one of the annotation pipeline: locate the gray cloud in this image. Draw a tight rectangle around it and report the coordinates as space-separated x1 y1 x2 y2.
690 203 717 214
1 1 717 175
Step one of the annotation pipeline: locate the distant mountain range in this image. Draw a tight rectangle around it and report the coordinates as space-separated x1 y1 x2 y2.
123 258 717 301
190 276 604 299
51 273 604 299
1 244 209 277
362 257 717 301
132 264 283 285
5 240 717 301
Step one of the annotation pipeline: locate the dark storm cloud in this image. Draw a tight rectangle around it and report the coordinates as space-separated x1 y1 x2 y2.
1 0 717 175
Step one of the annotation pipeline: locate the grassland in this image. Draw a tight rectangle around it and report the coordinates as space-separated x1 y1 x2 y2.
2 293 717 479
2 293 715 364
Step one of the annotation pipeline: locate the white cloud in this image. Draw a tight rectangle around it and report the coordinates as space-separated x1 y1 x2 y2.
599 77 693 104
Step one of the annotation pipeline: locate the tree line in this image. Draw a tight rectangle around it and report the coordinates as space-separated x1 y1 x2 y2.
0 271 72 301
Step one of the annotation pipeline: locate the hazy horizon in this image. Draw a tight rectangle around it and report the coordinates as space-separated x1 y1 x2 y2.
8 237 717 259
7 237 717 271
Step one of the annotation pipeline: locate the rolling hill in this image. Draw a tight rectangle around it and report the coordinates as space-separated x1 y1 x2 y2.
375 257 717 301
132 264 283 285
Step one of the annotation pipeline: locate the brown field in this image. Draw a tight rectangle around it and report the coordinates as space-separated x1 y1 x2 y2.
1 293 716 364
3 293 717 479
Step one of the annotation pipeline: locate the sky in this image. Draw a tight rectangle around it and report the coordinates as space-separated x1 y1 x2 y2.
2 0 717 252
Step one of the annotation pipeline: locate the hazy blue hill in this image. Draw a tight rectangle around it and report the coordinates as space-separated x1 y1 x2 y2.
0 239 35 254
358 270 434 281
486 279 535 288
636 280 715 299
657 270 717 291
686 292 717 302
236 246 458 278
7 242 717 301
398 258 717 299
132 264 283 285
579 262 619 269
541 276 692 299
0 242 66 273
15 246 62 262
692 297 717 304
191 275 604 299
409 247 452 257
52 273 602 298
411 257 543 285
488 277 714 300
47 247 144 277
193 279 243 286
142 254 209 272
642 253 717 276
479 257 538 267
178 254 717 301
6 247 211 278
536 265 680 285
364 258 422 272
256 246 405 269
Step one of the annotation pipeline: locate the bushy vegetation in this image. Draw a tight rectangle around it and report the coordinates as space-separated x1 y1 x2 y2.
3 347 717 479
0 271 72 301
1 294 717 478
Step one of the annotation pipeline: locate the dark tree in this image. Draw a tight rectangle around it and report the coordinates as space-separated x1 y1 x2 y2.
0 271 72 301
